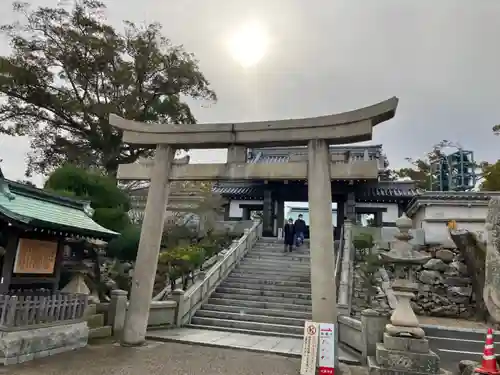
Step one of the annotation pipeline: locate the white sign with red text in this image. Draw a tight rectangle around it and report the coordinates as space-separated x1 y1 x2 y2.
318 323 336 375
300 321 319 375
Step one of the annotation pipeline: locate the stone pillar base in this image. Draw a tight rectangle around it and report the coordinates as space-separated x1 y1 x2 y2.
368 333 445 375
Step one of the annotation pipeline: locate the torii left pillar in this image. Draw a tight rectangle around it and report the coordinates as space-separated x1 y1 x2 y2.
121 145 174 346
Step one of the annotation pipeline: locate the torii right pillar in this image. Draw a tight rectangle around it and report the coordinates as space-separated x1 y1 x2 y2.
307 139 337 323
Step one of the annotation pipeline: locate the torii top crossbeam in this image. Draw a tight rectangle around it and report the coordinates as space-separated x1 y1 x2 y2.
109 97 398 148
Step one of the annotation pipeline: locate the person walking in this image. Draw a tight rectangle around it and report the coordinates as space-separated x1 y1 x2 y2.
283 218 295 253
294 214 306 247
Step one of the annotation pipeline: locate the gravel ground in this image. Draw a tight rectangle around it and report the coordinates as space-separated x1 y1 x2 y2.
0 341 367 375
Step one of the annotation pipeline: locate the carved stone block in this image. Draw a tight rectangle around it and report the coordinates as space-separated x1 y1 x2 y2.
382 333 430 353
373 343 440 375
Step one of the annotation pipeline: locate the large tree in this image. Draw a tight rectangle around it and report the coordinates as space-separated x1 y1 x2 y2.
481 160 500 191
0 0 216 176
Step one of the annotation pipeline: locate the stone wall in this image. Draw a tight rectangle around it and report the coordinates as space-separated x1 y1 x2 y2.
411 244 473 318
0 321 89 365
352 243 474 319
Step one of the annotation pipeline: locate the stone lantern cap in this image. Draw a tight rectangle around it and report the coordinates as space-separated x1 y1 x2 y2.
395 213 412 232
381 213 430 265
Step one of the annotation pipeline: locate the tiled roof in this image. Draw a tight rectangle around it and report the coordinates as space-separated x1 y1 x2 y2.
406 191 500 216
357 187 421 199
212 184 263 197
247 145 384 164
250 154 289 164
212 181 420 200
411 191 496 200
0 179 119 239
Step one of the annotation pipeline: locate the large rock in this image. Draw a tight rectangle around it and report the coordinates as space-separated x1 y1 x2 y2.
435 249 455 263
423 259 448 272
419 270 442 285
458 360 478 375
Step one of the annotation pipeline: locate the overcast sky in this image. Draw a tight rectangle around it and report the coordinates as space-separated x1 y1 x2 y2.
1 0 500 186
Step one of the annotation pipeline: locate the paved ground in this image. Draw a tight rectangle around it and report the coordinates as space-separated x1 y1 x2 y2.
146 327 359 364
419 316 489 330
2 341 366 375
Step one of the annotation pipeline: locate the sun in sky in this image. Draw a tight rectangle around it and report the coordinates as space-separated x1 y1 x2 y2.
228 21 270 68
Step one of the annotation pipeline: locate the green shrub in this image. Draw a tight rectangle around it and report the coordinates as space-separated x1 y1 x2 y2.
106 225 141 261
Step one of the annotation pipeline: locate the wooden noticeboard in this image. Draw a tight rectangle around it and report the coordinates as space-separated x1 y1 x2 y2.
13 238 58 274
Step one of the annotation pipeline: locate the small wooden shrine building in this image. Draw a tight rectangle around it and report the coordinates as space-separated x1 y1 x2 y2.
0 171 118 294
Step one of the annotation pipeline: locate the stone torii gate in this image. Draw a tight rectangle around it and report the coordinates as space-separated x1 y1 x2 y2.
109 97 399 346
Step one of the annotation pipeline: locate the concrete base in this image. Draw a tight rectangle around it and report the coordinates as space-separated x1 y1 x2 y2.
0 321 89 365
368 333 444 375
368 357 449 375
375 342 439 373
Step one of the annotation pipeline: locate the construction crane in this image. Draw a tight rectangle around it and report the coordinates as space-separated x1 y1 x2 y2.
429 144 477 191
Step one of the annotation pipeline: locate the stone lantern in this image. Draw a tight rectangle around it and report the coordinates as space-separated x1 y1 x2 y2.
381 213 430 339
368 213 444 375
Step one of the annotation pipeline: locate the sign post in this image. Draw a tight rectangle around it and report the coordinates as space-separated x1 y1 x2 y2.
300 321 319 375
318 323 336 375
301 321 337 375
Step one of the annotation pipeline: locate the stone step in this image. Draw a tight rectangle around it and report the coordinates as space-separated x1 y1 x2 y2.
185 323 302 339
229 271 311 282
89 325 112 339
201 303 312 320
245 253 311 262
251 246 310 253
190 316 303 336
259 237 309 245
211 292 312 306
236 264 310 275
196 309 305 327
86 313 105 329
221 281 311 294
216 286 312 300
207 297 312 312
241 258 311 267
224 276 311 288
84 304 98 317
238 263 311 272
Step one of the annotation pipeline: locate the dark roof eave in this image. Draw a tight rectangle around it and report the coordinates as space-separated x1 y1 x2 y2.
0 210 118 240
28 219 119 240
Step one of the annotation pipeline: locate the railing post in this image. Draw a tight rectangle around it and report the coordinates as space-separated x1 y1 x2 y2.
171 289 186 327
338 220 353 315
360 309 390 364
243 228 250 255
109 289 128 339
4 296 17 327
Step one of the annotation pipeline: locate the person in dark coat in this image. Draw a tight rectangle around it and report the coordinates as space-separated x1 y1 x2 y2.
283 218 295 252
294 214 307 247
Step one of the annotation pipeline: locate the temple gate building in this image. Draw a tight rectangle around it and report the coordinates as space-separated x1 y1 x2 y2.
213 145 420 238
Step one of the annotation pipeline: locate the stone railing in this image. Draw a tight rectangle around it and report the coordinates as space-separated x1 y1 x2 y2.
334 224 344 306
337 220 354 315
170 219 263 326
337 309 390 365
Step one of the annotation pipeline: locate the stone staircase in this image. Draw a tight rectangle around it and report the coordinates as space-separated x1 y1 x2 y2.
84 304 112 341
187 237 312 338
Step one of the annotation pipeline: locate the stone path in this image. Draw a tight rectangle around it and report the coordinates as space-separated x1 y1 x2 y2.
3 340 366 375
146 327 359 364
